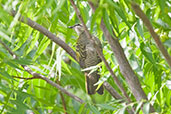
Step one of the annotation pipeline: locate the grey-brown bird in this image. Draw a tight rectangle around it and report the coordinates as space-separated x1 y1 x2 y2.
69 24 104 95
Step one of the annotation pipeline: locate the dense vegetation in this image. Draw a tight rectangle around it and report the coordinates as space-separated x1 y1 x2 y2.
0 0 171 114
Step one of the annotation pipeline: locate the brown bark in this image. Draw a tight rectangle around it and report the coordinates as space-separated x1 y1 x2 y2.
70 0 134 113
89 2 155 112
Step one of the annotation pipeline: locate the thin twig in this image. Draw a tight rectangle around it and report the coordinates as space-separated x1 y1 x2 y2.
0 39 84 104
132 3 171 68
70 0 132 104
0 40 17 59
12 76 40 80
56 79 67 114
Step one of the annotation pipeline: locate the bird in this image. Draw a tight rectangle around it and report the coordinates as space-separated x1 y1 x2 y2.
69 24 104 95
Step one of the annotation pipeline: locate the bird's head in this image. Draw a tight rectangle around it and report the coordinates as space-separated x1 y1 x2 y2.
68 24 84 35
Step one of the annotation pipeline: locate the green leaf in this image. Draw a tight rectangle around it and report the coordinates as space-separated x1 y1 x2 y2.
117 107 126 114
165 90 171 106
0 46 10 58
87 103 100 114
81 65 98 72
109 8 119 34
102 10 114 38
140 42 154 64
0 91 12 114
56 47 65 80
33 36 51 61
97 104 116 110
47 42 56 71
0 6 12 25
164 39 171 47
155 19 171 31
26 31 39 55
136 19 144 39
4 60 23 70
0 82 11 94
11 58 33 65
142 102 150 114
158 0 166 13
105 0 131 29
0 69 16 81
90 7 102 33
15 41 28 56
135 101 143 113
56 0 66 11
78 103 86 114
0 30 11 42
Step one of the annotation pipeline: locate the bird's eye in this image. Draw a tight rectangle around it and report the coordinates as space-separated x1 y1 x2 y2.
77 24 82 27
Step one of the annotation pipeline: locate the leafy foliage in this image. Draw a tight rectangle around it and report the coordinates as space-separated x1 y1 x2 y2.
0 0 170 114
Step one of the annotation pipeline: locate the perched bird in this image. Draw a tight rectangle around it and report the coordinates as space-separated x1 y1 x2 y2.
69 24 103 95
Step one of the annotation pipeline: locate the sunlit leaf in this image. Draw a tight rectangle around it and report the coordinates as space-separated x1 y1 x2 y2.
0 69 16 81
140 42 154 64
87 103 100 114
163 39 171 47
96 104 116 110
33 36 51 61
142 102 150 114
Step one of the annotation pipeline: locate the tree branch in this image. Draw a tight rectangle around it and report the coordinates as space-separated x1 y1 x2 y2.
8 9 128 107
10 10 77 61
88 1 155 113
12 76 40 80
0 39 84 104
131 3 171 68
70 0 133 110
56 78 68 114
103 81 122 99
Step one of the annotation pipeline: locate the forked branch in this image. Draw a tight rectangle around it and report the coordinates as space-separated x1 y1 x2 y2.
0 39 84 104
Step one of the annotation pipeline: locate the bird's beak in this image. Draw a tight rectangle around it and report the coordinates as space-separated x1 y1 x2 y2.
68 24 81 29
68 25 74 29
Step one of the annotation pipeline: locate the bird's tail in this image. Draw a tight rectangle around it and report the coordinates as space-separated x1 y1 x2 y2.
85 71 104 95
